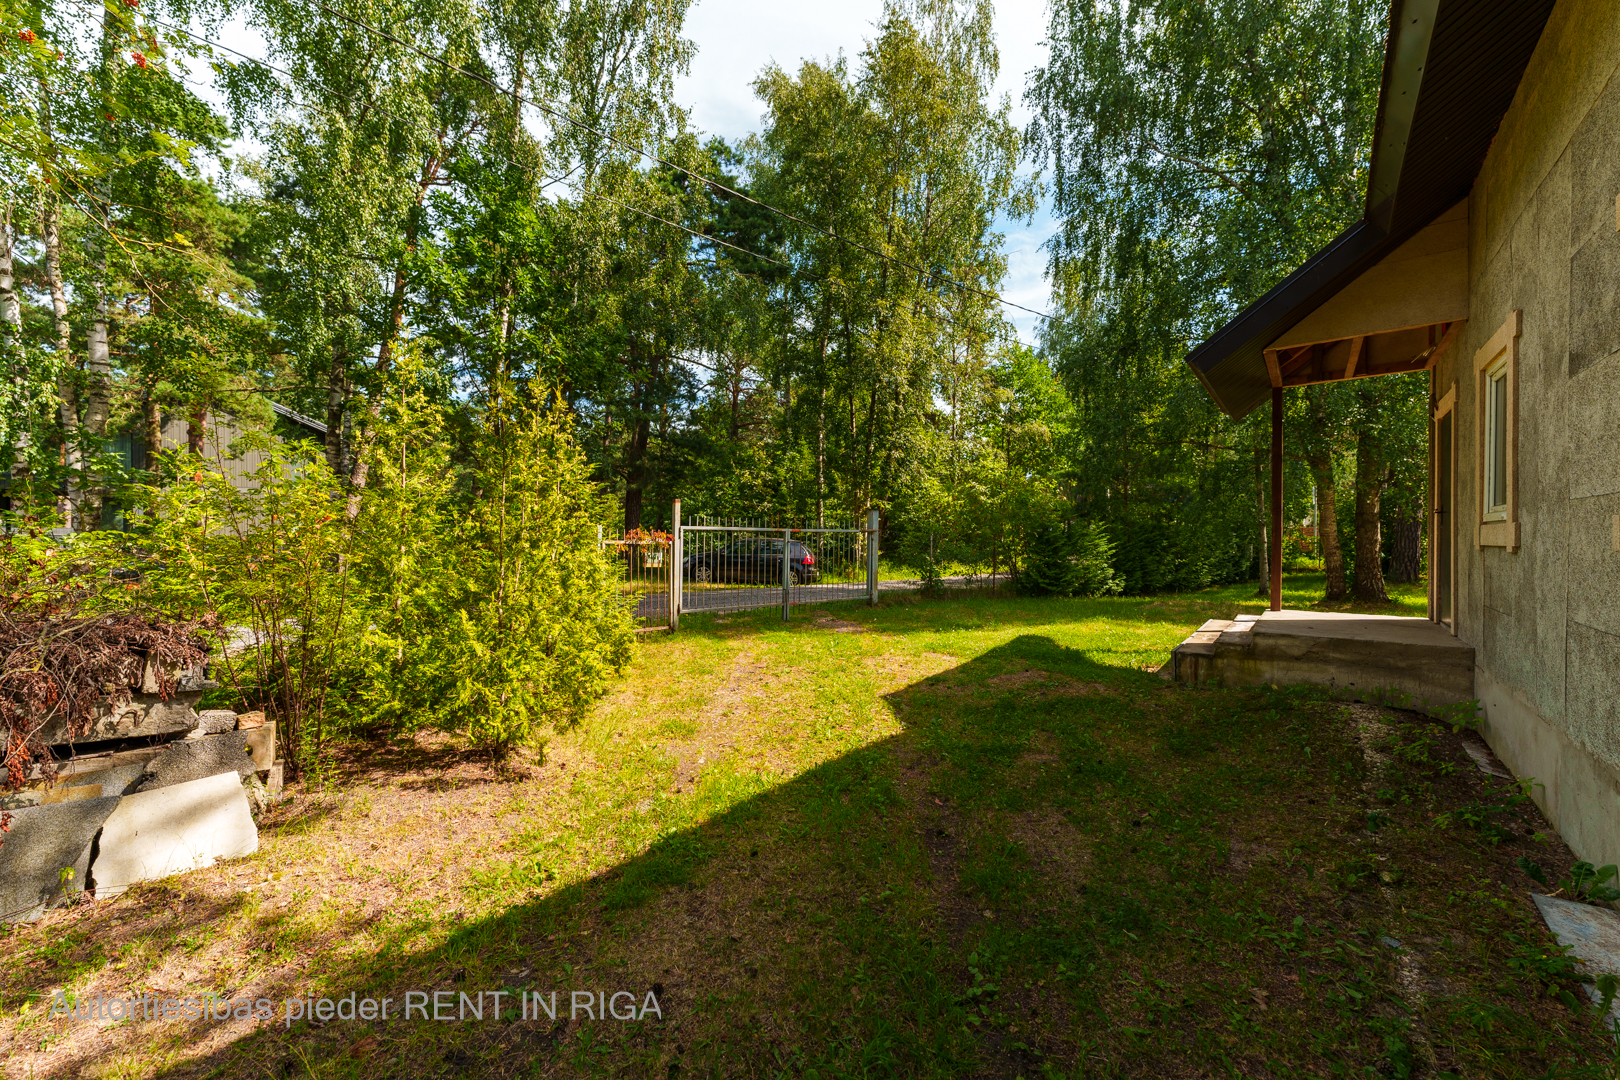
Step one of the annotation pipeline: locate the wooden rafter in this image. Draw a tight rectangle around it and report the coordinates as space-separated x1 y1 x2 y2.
1423 321 1460 369
1343 336 1365 379
1278 345 1317 379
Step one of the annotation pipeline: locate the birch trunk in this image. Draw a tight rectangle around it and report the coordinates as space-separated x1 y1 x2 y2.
0 203 24 487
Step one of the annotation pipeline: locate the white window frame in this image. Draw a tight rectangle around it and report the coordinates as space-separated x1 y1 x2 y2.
1473 310 1520 551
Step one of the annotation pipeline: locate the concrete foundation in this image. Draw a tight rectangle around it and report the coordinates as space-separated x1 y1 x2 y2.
1477 664 1620 870
1170 609 1477 710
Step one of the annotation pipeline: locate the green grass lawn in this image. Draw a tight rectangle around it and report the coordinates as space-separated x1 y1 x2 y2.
2 582 1610 1079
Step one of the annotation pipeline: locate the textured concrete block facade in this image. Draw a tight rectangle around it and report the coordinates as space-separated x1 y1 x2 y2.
1432 0 1620 866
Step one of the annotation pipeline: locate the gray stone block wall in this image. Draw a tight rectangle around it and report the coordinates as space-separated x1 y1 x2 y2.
1440 0 1620 865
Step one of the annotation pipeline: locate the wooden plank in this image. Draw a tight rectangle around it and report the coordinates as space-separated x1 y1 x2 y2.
1424 320 1460 370
1264 348 1282 388
1278 345 1316 379
1344 335 1365 379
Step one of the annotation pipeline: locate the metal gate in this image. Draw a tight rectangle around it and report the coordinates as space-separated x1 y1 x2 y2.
606 503 879 630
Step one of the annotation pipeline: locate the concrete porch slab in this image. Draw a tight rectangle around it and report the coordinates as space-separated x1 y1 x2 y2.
1169 608 1475 710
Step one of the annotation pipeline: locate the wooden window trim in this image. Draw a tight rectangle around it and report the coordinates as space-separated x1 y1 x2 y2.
1432 381 1458 631
1473 310 1521 551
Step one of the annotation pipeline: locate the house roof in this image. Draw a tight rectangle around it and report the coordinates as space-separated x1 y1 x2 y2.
270 401 329 437
1184 0 1558 419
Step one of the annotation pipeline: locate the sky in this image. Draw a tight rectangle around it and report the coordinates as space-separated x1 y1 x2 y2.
206 0 1056 342
671 0 1055 343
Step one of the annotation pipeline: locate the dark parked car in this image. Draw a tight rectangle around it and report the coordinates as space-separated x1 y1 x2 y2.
683 538 819 584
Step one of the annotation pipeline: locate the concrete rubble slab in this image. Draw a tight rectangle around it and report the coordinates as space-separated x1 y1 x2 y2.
91 772 258 897
35 692 205 744
190 710 238 737
1533 893 1620 1029
244 724 276 772
2 750 168 809
0 796 121 923
1461 735 1516 778
135 731 258 792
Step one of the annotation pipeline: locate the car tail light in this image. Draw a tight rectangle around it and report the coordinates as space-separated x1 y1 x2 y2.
802 554 814 565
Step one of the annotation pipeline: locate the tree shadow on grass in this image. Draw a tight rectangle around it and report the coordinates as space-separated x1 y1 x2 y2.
9 634 1610 1079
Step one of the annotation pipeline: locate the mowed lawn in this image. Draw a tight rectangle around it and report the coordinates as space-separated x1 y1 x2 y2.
2 578 1613 1078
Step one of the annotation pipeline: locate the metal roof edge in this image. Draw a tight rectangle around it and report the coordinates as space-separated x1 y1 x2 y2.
270 401 329 436
1366 0 1442 231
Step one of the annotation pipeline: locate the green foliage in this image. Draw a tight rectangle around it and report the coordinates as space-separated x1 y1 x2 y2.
1017 516 1121 598
1518 857 1620 904
135 440 364 773
367 388 634 755
121 377 630 768
1109 519 1230 595
1028 0 1397 596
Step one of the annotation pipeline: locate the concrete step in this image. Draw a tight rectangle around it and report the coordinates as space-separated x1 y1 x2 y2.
1176 619 1233 657
1162 608 1476 708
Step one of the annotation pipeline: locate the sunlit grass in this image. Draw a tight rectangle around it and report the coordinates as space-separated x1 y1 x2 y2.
2 581 1604 1080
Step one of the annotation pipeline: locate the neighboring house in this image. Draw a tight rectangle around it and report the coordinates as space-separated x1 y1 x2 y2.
148 403 329 493
1185 0 1620 865
18 403 330 527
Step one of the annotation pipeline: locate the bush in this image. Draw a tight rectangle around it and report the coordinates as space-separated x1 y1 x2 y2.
1018 518 1122 597
129 383 632 769
1110 520 1226 595
371 391 634 756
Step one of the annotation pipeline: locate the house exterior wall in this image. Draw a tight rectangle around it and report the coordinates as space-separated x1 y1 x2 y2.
1431 0 1620 866
154 412 325 494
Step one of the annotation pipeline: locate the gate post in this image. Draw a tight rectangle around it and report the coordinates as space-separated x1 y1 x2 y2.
866 508 880 605
669 500 681 632
782 527 792 621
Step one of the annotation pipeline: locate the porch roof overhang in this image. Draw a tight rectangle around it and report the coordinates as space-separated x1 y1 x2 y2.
1184 0 1558 419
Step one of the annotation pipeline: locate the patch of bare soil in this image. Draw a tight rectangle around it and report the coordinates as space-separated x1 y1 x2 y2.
986 667 1105 696
1009 808 1090 891
813 616 866 633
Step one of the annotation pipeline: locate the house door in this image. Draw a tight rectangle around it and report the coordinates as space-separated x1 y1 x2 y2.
1435 407 1454 628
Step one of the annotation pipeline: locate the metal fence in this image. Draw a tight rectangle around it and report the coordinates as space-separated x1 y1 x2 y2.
601 527 673 628
606 503 879 629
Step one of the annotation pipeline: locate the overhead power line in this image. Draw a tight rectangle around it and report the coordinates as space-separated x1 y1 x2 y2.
307 0 1051 322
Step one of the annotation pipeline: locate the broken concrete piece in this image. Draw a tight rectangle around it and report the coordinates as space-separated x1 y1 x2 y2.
1461 735 1514 778
244 723 276 772
56 763 146 799
91 772 258 896
235 710 267 730
190 710 238 737
2 753 162 808
0 796 121 923
135 731 257 792
1533 893 1620 1027
35 691 204 744
40 783 104 805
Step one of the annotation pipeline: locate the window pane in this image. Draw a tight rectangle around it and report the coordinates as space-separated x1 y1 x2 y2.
1491 371 1508 509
